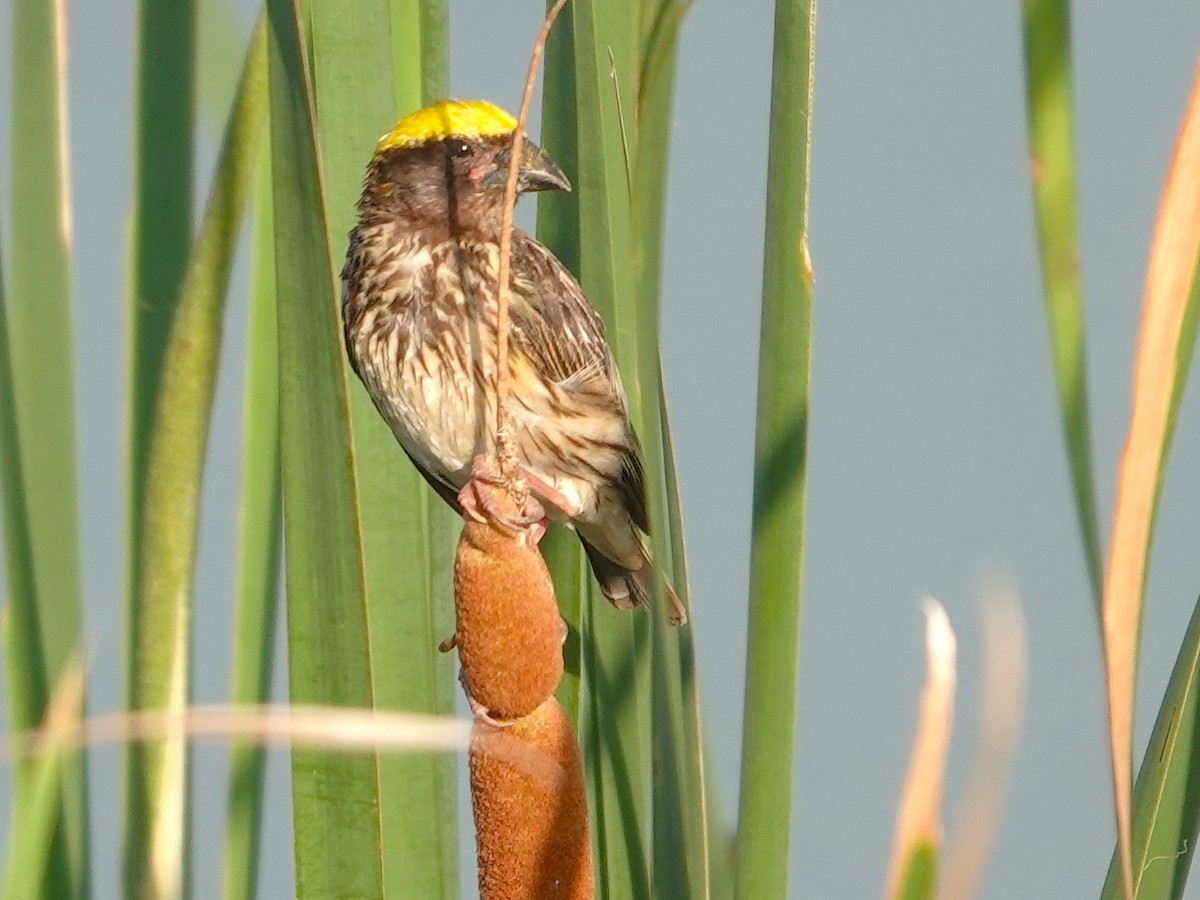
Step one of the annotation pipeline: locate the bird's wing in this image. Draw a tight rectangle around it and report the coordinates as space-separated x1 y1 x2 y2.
507 230 648 532
507 231 620 397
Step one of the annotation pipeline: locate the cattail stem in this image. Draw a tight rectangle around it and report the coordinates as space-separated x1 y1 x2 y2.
494 0 571 456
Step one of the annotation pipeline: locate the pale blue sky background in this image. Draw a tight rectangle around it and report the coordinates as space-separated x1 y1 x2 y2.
1 1 1199 898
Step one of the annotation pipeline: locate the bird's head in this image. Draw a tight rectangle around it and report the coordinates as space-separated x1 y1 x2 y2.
360 98 570 238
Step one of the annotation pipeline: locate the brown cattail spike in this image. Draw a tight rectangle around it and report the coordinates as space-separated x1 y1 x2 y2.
470 699 594 900
452 463 563 721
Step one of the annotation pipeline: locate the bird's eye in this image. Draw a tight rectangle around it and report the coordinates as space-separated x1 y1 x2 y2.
449 140 471 158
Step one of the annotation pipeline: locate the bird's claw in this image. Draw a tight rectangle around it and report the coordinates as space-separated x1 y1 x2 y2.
457 455 548 541
457 668 513 728
467 693 513 729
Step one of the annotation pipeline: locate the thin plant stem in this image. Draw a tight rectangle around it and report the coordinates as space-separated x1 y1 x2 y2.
494 0 572 455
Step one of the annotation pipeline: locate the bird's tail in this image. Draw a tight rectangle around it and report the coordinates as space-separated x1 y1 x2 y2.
580 538 687 626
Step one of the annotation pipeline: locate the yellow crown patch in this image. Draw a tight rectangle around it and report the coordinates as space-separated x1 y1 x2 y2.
376 99 518 152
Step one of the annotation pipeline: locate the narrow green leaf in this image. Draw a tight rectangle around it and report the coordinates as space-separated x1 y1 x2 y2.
539 0 586 727
418 0 448 103
388 0 422 112
0 233 48 738
1020 0 1103 610
665 378 734 900
570 2 653 895
124 0 194 889
8 0 86 893
571 0 640 378
545 529 588 723
10 0 80 692
734 1 814 898
895 842 938 900
0 733 66 900
628 3 682 604
198 0 248 129
651 612 707 898
625 3 718 894
0 239 62 900
630 0 686 321
389 0 447 107
221 135 282 900
0 706 66 900
537 0 581 278
309 1 458 894
124 21 268 899
0 658 84 900
701 739 737 897
582 612 652 900
127 0 196 726
651 386 720 899
1100 592 1200 900
266 0 384 895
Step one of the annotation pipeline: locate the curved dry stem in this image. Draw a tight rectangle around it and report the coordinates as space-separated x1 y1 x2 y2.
493 0 572 456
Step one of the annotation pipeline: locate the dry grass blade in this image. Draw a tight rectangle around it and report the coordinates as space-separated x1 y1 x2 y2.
493 0 571 448
2 705 472 757
883 598 956 900
941 584 1028 900
1102 54 1200 900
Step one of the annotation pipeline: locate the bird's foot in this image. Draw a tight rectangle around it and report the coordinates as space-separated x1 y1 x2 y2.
457 455 546 538
466 693 513 729
525 516 549 545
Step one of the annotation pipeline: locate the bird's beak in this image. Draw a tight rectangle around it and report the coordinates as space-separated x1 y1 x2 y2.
517 141 571 193
488 140 572 194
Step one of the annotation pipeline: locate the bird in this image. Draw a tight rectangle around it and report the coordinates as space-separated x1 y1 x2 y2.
341 97 685 626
